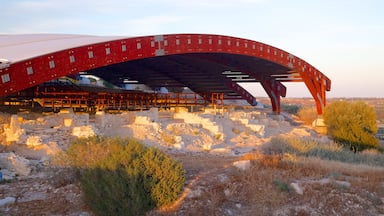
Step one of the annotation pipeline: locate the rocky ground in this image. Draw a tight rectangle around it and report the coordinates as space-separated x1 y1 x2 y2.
0 106 382 215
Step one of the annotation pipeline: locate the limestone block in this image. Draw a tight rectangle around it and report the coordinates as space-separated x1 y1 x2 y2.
17 116 23 123
239 118 249 125
313 118 327 134
0 152 31 176
95 111 106 128
5 115 25 143
312 118 325 127
58 108 74 114
173 136 184 149
63 118 73 127
134 116 151 125
248 124 265 136
174 135 182 143
233 160 251 171
174 112 223 139
57 109 74 126
0 197 16 207
290 182 303 195
72 126 96 138
26 136 43 147
202 143 212 151
149 108 159 122
224 188 231 197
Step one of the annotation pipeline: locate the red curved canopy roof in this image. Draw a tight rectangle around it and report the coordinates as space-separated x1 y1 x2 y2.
0 33 331 114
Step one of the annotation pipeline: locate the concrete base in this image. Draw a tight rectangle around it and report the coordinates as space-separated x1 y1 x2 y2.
312 117 327 134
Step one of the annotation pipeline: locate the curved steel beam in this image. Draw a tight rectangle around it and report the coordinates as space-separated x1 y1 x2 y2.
0 33 331 114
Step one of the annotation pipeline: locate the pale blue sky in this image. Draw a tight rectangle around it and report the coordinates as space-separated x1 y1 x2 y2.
1 0 383 98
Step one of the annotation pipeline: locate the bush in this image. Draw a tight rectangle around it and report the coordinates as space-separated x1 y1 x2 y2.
324 100 379 152
273 179 291 193
65 136 185 216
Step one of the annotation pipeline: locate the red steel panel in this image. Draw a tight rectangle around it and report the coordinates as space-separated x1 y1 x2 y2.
0 33 331 114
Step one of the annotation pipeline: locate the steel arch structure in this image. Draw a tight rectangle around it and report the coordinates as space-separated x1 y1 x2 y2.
0 33 331 114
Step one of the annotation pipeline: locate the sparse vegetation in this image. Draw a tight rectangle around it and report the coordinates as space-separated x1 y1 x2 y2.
266 136 384 167
273 179 291 193
324 100 379 152
64 136 185 216
226 148 384 215
280 104 300 115
375 108 384 123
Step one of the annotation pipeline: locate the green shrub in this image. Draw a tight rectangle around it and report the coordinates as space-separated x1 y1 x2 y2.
324 100 379 152
65 136 185 216
273 179 291 193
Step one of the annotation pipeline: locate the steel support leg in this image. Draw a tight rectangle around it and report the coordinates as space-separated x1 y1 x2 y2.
260 78 286 114
225 81 257 106
302 76 327 115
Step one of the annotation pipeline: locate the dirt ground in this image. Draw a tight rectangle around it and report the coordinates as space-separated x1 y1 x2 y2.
1 150 384 216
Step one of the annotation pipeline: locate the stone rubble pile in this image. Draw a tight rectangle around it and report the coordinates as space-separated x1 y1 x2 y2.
0 107 311 214
0 107 303 167
229 111 266 137
174 109 224 141
0 104 341 216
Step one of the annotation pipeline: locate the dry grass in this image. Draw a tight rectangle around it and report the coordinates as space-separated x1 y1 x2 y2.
302 157 384 193
237 152 384 215
265 136 384 167
297 106 318 125
155 148 384 216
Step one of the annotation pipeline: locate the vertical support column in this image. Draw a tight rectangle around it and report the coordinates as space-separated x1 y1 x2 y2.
301 75 327 115
260 78 286 114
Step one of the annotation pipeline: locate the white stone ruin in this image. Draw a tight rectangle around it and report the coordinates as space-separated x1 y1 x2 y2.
4 115 25 143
